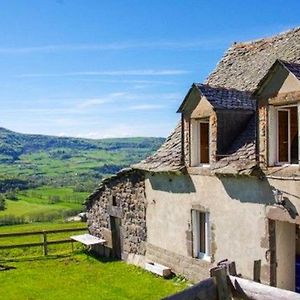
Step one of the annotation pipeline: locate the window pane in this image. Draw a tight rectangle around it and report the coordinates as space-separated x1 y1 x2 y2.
200 123 209 163
278 110 289 162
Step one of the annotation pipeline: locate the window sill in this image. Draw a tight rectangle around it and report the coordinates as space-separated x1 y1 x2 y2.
197 253 211 263
191 164 210 168
272 163 299 167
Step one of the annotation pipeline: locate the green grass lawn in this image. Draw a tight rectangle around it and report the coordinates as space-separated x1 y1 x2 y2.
0 253 186 300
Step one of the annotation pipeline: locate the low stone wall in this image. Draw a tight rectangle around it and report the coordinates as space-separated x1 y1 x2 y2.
87 169 146 257
146 243 212 282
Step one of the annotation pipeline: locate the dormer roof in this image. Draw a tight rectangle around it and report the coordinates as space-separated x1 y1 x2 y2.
280 60 300 80
254 59 300 97
178 84 255 113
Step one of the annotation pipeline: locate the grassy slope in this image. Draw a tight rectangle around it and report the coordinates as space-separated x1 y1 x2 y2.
0 253 186 300
0 127 164 189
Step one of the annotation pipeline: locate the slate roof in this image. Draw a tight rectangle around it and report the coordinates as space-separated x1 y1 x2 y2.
194 84 255 111
280 60 300 81
135 27 300 175
207 27 300 91
132 122 183 172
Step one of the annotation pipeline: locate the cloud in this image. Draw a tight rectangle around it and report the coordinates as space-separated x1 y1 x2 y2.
0 38 227 55
127 104 165 111
76 91 181 110
17 69 189 78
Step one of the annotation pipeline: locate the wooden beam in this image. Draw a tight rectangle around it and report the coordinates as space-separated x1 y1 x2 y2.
229 275 300 300
0 227 87 238
0 239 74 250
211 266 231 300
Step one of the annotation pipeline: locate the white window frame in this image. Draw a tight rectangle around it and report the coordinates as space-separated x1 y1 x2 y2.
268 104 299 166
190 119 210 167
192 210 211 262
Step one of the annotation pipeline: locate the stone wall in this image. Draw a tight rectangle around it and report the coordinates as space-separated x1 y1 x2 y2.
87 169 146 257
182 114 190 166
258 99 268 167
146 243 212 282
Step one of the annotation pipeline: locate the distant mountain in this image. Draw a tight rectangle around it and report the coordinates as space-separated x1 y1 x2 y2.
0 127 164 191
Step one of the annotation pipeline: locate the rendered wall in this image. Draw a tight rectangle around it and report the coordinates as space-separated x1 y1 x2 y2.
145 172 274 283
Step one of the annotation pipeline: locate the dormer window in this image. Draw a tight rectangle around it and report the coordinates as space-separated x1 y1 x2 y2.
178 83 255 169
190 118 210 166
270 105 299 165
255 59 300 167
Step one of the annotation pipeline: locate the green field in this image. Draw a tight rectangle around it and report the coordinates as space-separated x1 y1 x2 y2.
0 223 186 300
0 253 186 300
0 186 88 225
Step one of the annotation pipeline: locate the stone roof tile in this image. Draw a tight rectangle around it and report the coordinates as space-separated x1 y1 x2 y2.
132 122 183 172
207 27 300 91
195 84 255 110
280 60 300 81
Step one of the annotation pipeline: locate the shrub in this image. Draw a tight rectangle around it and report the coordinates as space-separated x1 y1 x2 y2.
0 195 5 211
5 190 18 201
48 195 60 204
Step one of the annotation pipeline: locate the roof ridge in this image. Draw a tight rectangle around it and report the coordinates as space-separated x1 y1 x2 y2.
230 26 300 48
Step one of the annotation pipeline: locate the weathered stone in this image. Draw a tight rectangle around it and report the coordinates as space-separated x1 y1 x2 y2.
87 170 146 257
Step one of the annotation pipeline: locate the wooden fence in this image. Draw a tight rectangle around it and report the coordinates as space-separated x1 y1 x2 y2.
164 259 300 300
0 227 87 256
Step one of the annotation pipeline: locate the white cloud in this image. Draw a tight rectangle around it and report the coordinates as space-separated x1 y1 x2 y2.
17 69 189 78
127 104 165 111
0 38 227 54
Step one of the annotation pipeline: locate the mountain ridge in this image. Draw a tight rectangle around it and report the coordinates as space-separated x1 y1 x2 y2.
0 127 164 191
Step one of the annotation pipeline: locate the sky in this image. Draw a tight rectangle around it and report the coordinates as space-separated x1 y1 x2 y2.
0 0 299 139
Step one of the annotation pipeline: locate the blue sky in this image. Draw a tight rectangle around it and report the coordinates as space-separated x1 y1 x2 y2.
0 0 299 138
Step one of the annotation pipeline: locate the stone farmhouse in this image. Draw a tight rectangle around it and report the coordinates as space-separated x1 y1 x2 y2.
86 27 300 292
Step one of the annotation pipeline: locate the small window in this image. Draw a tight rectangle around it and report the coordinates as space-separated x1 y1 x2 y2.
112 195 117 206
192 210 210 260
190 119 210 166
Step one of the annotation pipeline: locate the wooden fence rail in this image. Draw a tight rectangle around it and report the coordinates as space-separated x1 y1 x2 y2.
0 227 87 256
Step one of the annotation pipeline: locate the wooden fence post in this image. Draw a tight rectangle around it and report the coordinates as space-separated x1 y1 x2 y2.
210 266 231 300
228 261 237 276
42 231 48 256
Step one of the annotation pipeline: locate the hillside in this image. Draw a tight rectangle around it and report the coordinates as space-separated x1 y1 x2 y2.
0 127 164 192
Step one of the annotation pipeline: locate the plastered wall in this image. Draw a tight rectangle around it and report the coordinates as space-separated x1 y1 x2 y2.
145 173 273 282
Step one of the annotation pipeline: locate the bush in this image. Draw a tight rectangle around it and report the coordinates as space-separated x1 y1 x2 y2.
5 190 18 201
0 214 25 226
48 195 60 204
0 195 5 211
